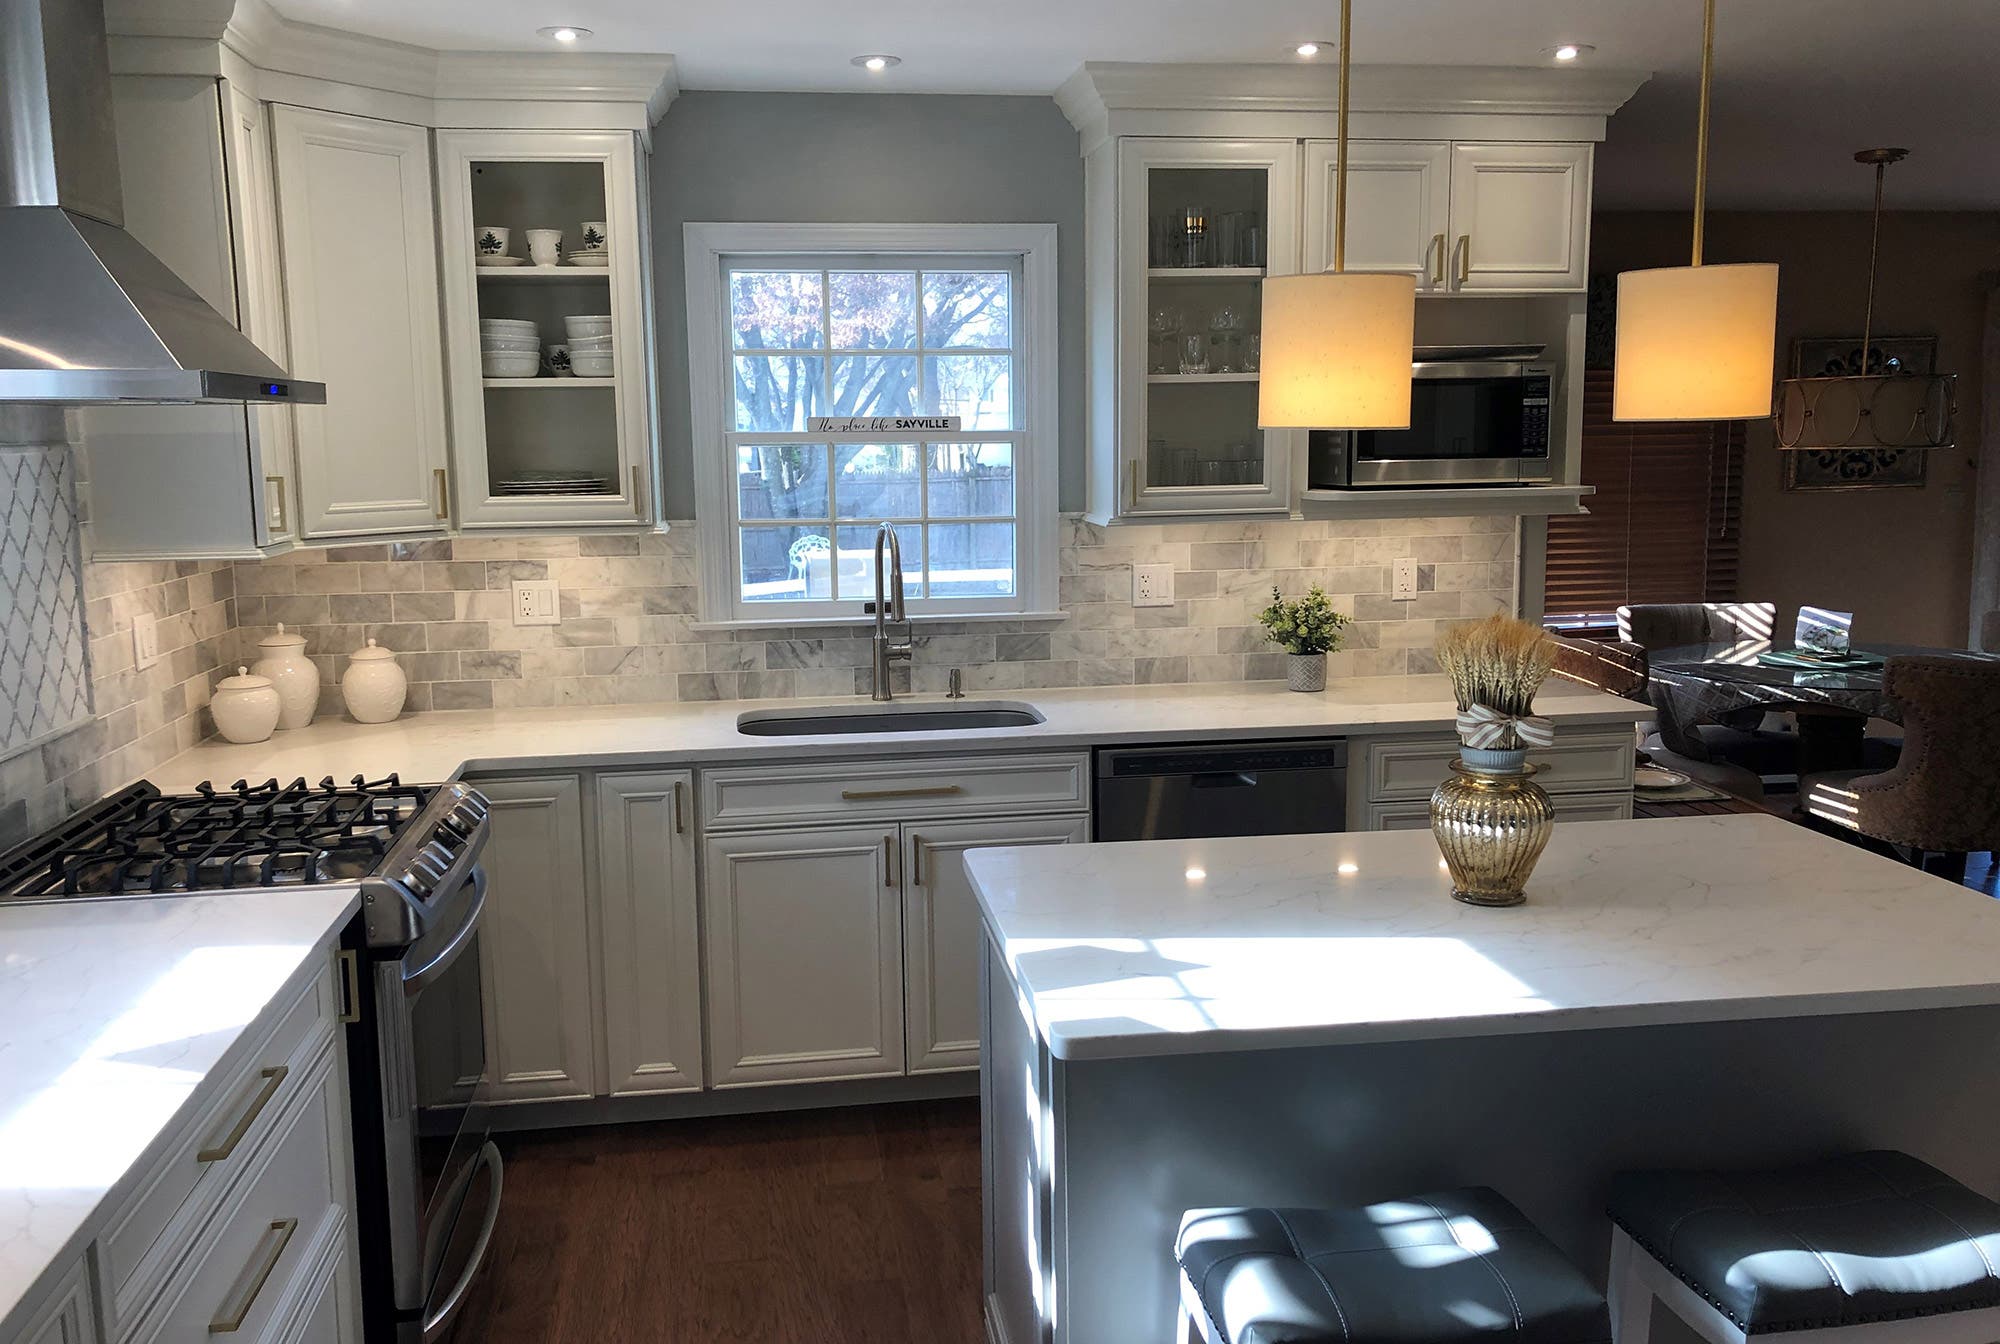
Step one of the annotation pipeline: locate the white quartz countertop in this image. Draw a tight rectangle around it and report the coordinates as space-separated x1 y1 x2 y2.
0 888 359 1335
148 678 1647 790
967 814 2000 1061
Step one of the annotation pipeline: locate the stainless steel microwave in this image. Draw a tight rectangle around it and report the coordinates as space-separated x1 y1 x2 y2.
1307 347 1555 488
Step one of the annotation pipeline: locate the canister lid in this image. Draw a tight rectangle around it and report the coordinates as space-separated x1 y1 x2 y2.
348 637 398 661
216 665 274 692
257 621 307 650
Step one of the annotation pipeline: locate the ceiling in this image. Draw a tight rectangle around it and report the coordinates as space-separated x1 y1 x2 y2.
270 0 2000 209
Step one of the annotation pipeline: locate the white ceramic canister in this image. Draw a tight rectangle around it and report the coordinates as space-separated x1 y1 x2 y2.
212 666 282 744
251 621 319 730
341 639 408 723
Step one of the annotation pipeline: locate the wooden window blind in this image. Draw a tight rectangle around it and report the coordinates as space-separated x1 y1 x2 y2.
1544 368 1744 626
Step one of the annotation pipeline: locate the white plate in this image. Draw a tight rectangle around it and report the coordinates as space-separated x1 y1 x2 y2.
563 253 611 267
475 256 527 267
1633 766 1693 791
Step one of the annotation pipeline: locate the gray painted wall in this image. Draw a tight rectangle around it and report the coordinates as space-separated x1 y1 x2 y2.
649 91 1086 517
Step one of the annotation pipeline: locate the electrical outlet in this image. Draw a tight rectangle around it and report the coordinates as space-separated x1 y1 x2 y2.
131 611 161 669
512 580 560 626
1391 558 1419 601
1132 562 1175 608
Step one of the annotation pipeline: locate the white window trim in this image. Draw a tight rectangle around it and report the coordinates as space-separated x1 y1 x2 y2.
684 221 1060 626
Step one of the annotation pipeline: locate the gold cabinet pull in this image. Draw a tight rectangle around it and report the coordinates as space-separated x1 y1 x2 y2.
198 1065 289 1163
883 834 895 887
264 475 289 535
911 834 923 886
336 949 361 1025
1455 234 1471 285
434 468 449 520
208 1218 298 1333
672 780 685 834
840 784 965 801
1428 233 1446 285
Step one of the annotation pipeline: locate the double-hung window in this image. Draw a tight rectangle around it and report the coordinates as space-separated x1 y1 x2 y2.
685 224 1058 624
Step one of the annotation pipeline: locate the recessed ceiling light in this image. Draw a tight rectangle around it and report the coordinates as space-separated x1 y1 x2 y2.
852 54 901 72
537 25 590 42
1294 41 1328 58
1547 43 1595 62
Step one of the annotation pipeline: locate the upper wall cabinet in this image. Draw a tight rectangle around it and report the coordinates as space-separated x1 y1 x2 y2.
1304 140 1592 294
433 130 659 529
82 75 297 561
273 107 453 538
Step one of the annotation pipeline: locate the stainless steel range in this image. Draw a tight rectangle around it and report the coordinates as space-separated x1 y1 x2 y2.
0 774 501 1343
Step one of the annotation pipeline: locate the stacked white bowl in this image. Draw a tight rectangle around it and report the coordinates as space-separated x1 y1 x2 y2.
480 317 541 378
564 315 614 378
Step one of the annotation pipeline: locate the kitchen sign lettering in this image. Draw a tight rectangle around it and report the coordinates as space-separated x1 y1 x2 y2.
806 416 962 434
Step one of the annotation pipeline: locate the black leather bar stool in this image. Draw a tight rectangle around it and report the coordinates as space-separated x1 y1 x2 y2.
1607 1151 2000 1344
1176 1188 1610 1344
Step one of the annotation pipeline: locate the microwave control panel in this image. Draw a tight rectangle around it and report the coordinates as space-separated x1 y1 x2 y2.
1520 372 1553 457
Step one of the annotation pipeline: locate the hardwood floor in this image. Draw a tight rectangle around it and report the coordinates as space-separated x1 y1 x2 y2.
451 1098 986 1342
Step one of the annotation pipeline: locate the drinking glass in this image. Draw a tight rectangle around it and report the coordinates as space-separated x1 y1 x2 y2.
1208 306 1244 374
1179 204 1208 268
1148 305 1183 374
1244 333 1261 373
1179 333 1209 375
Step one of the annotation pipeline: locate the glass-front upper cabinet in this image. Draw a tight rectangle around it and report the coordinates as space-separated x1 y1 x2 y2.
434 130 659 530
1116 139 1298 517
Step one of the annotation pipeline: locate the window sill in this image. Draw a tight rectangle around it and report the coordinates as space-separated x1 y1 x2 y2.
690 610 1070 633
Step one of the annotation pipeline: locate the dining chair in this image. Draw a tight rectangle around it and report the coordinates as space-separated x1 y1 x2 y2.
1799 655 2000 880
1547 636 1766 802
1611 604 1800 779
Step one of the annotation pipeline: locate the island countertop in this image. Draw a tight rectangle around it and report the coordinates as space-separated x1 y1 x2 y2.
145 677 1647 791
966 813 2000 1061
0 888 359 1336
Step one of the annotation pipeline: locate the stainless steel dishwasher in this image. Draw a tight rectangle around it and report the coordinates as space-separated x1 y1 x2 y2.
1093 739 1349 840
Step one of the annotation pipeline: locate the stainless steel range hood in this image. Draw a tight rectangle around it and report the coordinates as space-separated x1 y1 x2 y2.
0 0 325 404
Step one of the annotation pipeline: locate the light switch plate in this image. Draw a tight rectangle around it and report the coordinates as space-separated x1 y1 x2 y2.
1132 563 1175 607
512 580 560 626
131 611 161 669
1391 558 1419 601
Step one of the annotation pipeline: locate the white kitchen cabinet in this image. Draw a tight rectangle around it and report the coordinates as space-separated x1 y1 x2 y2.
1108 137 1299 519
1350 727 1635 830
473 775 598 1102
1446 142 1592 292
264 1216 362 1344
15 1260 96 1344
1303 139 1452 288
904 817 1086 1073
272 106 452 538
1303 139 1590 295
704 824 905 1087
433 130 658 529
594 771 704 1096
81 74 296 560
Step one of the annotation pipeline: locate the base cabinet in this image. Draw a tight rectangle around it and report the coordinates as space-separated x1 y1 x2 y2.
474 775 597 1102
595 771 703 1095
703 824 905 1087
905 818 1087 1074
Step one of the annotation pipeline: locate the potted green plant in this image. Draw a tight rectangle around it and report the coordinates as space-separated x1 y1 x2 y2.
1257 585 1352 692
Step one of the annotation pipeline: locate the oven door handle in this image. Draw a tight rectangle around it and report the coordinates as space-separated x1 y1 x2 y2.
422 1140 504 1342
403 866 486 998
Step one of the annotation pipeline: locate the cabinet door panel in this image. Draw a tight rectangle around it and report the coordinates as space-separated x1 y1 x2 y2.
1304 140 1451 287
472 775 595 1101
1448 142 1591 292
272 107 450 536
704 825 903 1086
905 817 1087 1073
596 771 703 1095
226 86 299 548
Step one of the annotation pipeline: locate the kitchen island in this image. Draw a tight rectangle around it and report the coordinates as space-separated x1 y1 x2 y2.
968 814 2000 1344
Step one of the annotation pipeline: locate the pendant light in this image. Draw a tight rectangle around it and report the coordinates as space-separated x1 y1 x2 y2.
1773 149 1957 451
1258 0 1416 430
1611 0 1778 422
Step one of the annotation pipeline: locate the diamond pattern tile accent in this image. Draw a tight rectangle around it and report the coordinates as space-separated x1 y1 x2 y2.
0 447 92 761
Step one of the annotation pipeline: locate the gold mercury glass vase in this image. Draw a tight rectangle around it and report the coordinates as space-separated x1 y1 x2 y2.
1429 756 1556 907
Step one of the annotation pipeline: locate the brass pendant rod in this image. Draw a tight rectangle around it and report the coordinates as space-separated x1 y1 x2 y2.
1690 0 1716 267
1333 0 1353 273
1860 157 1885 370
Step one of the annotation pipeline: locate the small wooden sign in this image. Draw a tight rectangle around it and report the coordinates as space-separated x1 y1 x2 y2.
806 416 961 434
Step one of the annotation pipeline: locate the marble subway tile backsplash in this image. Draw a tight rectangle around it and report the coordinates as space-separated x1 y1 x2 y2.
229 516 1516 714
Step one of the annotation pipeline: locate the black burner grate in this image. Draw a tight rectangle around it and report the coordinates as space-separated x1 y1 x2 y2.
0 774 434 902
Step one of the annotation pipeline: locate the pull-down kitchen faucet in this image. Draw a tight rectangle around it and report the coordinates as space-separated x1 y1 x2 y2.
870 522 913 701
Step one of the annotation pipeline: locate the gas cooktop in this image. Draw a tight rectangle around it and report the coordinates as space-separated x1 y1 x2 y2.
0 775 436 903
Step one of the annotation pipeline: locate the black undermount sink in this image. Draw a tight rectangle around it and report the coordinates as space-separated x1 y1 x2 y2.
735 702 1045 736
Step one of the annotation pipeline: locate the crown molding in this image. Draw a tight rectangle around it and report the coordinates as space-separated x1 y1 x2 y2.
106 0 678 128
1058 61 1649 145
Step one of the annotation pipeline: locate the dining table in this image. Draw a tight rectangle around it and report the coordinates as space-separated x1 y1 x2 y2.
1647 639 2000 775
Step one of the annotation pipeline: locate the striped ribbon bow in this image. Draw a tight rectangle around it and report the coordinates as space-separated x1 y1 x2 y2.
1456 704 1556 750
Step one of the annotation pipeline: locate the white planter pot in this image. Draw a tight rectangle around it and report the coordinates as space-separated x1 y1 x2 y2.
1285 653 1328 692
